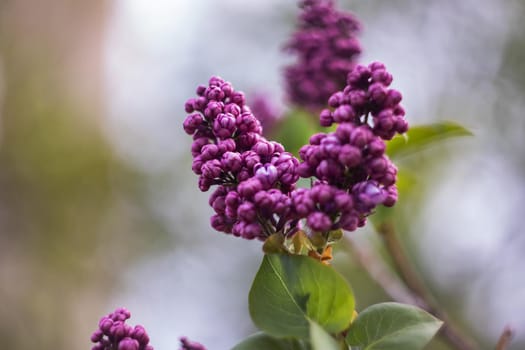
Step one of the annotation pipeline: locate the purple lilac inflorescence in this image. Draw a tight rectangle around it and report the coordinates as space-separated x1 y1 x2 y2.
284 0 361 110
179 337 207 350
292 62 408 231
91 308 153 350
184 76 300 240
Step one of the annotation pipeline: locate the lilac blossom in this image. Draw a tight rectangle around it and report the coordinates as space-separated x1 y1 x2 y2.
91 308 153 350
322 62 409 140
292 62 408 231
284 0 361 109
184 77 300 240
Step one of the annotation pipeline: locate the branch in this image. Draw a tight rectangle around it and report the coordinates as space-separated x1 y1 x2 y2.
376 221 478 350
341 236 419 306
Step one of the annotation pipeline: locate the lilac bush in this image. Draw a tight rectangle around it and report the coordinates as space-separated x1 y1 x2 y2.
90 0 487 349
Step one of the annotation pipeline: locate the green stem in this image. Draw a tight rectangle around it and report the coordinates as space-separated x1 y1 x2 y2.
377 221 478 350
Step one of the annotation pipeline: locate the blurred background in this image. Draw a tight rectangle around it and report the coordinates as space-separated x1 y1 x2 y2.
0 0 524 349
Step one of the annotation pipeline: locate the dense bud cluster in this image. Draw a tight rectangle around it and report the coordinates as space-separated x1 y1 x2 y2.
179 337 207 350
90 308 153 350
293 62 407 230
285 0 361 109
184 77 300 240
321 62 408 140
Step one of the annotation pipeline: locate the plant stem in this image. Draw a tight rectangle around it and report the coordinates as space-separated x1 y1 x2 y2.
341 237 418 306
495 326 513 350
376 221 478 350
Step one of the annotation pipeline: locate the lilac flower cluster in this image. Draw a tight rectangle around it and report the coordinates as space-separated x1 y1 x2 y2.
179 337 207 350
184 77 300 240
284 0 361 110
321 62 409 140
292 62 407 231
90 308 153 350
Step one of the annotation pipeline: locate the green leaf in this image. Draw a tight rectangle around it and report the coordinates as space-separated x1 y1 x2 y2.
309 320 342 350
346 302 443 350
386 121 472 159
231 332 308 350
249 254 355 339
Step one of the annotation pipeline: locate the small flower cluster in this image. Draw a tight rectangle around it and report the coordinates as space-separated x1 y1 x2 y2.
321 62 409 139
293 62 407 231
184 77 300 240
284 0 361 110
90 308 153 350
179 337 207 350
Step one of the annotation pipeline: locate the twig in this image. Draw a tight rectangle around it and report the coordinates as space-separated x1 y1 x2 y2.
341 236 419 306
376 221 478 350
495 326 514 350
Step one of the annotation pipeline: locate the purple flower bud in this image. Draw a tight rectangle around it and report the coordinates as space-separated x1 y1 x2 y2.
338 213 358 231
385 89 402 107
183 113 204 135
198 177 213 192
191 157 204 175
307 212 332 232
368 139 386 156
338 144 361 167
230 91 245 105
255 164 279 187
328 92 344 107
131 325 150 345
212 113 236 139
320 109 334 127
238 178 262 198
292 188 315 217
118 337 139 350
206 86 225 101
237 132 261 150
224 102 241 116
221 152 242 172
316 159 343 181
252 140 275 157
191 138 210 157
91 330 103 342
333 105 355 123
201 159 222 179
196 85 207 96
185 99 196 113
211 214 233 233
99 317 113 334
204 101 224 119
200 144 219 162
236 111 261 134
349 126 371 147
217 139 236 153
371 68 393 86
237 202 257 222
335 191 354 212
369 83 387 105
242 150 261 170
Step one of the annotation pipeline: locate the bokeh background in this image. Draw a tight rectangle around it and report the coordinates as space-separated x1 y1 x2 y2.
0 0 524 349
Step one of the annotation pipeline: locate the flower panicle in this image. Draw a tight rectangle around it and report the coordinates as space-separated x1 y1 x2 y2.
90 308 153 350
